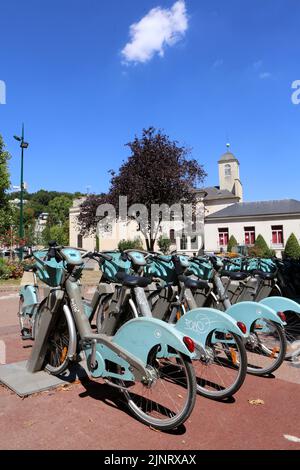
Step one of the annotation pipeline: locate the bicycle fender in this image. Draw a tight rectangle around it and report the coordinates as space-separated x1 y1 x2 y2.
175 308 248 348
112 317 197 363
260 296 300 315
19 285 39 315
226 302 285 330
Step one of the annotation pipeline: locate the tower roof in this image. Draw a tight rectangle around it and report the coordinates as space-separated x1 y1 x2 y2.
218 151 239 164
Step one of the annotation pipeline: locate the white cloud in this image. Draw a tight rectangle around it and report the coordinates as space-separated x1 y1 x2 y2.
259 72 272 79
122 0 188 64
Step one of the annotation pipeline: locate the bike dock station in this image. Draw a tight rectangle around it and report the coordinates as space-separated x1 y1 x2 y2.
0 360 89 397
0 301 90 397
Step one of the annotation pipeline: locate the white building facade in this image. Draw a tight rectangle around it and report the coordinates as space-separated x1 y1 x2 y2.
204 200 300 256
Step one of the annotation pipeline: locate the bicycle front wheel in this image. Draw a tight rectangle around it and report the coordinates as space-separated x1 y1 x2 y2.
284 312 300 360
35 302 71 376
193 331 247 400
117 347 197 431
246 319 287 375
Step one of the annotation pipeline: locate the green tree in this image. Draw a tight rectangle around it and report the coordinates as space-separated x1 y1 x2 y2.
227 235 238 253
78 128 207 251
118 238 143 252
284 233 300 259
0 134 15 234
249 234 273 257
42 222 69 246
48 196 73 225
158 236 172 254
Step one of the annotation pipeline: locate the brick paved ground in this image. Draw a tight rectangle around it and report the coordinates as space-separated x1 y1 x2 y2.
0 292 299 450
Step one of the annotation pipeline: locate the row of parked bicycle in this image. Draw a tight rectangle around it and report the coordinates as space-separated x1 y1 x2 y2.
18 243 300 431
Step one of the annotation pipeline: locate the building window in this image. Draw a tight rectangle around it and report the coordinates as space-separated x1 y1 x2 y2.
180 234 187 250
225 164 231 177
169 230 176 244
77 234 83 249
244 227 256 245
218 228 229 247
272 225 284 245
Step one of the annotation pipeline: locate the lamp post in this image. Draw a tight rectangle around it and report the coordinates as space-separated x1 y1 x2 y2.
14 124 29 260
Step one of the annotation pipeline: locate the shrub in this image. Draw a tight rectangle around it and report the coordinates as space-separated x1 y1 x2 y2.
158 236 172 254
118 237 143 252
7 260 24 279
227 235 238 253
250 234 274 258
284 233 300 260
0 258 11 279
0 258 24 280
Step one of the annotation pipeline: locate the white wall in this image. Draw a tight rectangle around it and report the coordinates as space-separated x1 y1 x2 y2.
69 206 96 251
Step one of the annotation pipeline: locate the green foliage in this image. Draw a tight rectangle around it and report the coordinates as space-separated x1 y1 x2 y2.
6 260 24 279
0 258 23 279
0 134 14 234
158 236 172 254
227 235 238 253
9 189 80 219
0 258 11 279
249 234 274 258
42 223 69 246
47 196 73 225
284 233 300 259
118 238 143 252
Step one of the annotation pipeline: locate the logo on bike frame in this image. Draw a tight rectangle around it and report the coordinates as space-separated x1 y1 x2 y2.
184 316 211 334
70 299 80 315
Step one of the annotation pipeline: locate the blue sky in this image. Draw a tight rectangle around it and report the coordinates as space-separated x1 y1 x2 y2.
0 0 299 201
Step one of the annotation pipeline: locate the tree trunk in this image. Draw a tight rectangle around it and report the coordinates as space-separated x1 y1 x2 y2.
149 239 156 252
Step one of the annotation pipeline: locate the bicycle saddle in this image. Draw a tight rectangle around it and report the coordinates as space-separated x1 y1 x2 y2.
116 272 152 288
253 270 277 280
220 271 248 281
178 275 208 290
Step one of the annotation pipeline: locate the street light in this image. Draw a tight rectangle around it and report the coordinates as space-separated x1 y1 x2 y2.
14 124 29 260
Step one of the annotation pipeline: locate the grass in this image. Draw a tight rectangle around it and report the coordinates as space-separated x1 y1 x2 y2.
0 278 21 287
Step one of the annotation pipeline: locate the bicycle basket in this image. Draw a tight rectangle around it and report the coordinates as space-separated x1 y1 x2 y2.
145 256 176 284
33 250 65 287
100 251 131 282
189 258 213 280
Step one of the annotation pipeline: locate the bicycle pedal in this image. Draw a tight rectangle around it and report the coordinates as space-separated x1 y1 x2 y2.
21 333 32 340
